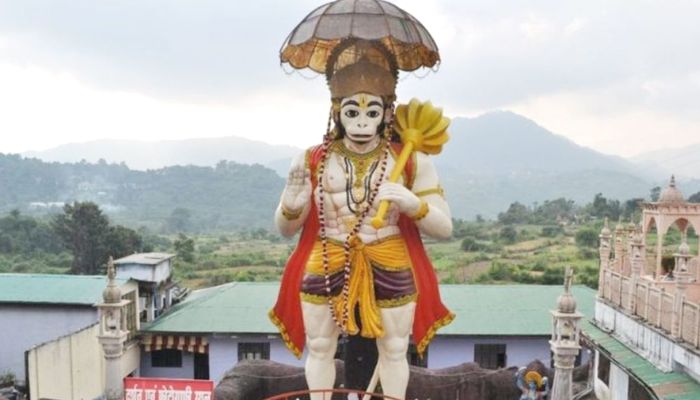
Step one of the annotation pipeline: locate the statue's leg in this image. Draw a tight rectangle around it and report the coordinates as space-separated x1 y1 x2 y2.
302 301 340 400
376 301 416 399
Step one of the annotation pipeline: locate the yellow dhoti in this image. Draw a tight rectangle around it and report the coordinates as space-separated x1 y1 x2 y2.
300 236 416 338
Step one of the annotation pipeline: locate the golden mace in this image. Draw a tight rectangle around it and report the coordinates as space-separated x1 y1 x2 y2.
371 99 450 229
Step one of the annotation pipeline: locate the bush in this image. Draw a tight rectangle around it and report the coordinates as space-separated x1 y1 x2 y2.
531 260 546 272
575 227 599 248
542 225 564 237
487 262 517 281
578 248 597 259
499 226 518 244
461 237 490 252
0 370 15 387
542 266 565 285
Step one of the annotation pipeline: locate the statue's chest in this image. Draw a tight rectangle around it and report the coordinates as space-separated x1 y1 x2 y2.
321 152 389 195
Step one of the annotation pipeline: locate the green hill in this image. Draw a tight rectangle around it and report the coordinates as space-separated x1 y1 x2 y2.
0 155 284 231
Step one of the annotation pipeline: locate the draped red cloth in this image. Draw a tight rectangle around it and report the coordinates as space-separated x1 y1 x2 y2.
268 143 454 358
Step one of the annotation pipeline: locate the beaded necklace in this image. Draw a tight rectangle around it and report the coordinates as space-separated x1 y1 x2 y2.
331 141 382 216
317 136 390 334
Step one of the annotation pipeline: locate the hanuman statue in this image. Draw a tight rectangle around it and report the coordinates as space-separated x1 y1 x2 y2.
269 40 454 399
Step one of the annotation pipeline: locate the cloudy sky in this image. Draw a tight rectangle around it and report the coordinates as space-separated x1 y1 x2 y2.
0 0 698 157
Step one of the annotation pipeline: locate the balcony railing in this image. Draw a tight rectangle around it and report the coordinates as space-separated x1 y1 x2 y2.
600 268 700 349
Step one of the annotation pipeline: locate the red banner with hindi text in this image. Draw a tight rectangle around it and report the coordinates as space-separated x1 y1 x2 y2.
124 377 214 400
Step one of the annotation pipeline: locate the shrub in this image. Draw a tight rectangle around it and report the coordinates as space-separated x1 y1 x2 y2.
542 225 564 237
575 227 599 248
499 226 518 244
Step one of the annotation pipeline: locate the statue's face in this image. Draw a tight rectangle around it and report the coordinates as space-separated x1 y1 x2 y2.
339 93 384 143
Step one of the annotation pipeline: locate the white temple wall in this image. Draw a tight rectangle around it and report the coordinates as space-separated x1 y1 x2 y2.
27 323 104 400
609 363 629 400
597 298 700 381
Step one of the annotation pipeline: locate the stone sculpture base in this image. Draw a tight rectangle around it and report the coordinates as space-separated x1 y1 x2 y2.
214 359 591 400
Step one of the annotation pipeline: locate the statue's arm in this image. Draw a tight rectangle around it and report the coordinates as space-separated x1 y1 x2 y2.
274 151 312 238
376 152 452 239
410 152 453 239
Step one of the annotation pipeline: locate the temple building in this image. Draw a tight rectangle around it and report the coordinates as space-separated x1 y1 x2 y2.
586 176 700 399
0 253 181 400
138 282 595 382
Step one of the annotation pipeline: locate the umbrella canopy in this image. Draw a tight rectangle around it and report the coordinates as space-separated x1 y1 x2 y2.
281 0 440 74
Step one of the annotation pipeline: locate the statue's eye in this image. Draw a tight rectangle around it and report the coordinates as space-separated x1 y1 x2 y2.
344 109 359 118
367 110 380 118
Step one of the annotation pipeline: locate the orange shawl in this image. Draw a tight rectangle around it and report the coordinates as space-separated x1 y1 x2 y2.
269 143 454 357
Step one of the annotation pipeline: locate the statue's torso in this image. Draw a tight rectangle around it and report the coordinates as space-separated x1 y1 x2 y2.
313 141 403 244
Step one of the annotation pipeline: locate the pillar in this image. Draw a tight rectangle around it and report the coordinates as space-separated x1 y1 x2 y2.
656 232 665 278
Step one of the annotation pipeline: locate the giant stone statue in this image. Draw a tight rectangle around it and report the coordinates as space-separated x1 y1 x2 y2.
269 2 454 399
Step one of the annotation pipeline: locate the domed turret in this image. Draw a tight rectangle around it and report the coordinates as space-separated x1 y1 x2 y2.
102 257 122 304
557 292 577 314
557 266 577 313
659 175 685 204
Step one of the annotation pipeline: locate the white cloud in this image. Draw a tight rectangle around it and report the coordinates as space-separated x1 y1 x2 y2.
0 0 699 157
0 62 329 153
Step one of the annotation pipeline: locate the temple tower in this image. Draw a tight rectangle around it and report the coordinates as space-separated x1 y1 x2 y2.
549 266 583 400
97 257 129 400
642 176 700 278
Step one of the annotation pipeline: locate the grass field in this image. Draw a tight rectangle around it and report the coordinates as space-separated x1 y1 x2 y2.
3 220 696 291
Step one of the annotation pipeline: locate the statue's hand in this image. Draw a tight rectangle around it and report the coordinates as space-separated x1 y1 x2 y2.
376 182 421 215
282 164 311 213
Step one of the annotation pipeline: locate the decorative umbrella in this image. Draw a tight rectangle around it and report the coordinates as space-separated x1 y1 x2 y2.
280 0 440 73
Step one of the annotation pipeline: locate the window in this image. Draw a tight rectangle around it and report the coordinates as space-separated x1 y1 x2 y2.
597 351 610 385
474 344 507 369
151 349 182 368
407 344 428 368
238 342 270 361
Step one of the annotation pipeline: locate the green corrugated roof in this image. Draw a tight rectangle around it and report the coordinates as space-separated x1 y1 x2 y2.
0 273 127 305
142 282 596 336
583 319 700 400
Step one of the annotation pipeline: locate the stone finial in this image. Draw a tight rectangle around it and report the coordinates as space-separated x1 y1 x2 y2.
600 217 611 237
102 256 121 304
557 267 577 313
659 175 685 204
615 218 624 232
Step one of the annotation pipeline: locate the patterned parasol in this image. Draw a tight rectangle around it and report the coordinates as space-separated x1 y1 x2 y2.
281 0 440 73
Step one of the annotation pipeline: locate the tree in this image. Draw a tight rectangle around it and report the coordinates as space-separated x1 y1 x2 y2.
166 208 193 233
52 202 110 274
622 198 644 220
589 193 621 220
107 225 143 259
650 186 661 202
689 191 700 203
174 233 195 262
575 227 599 248
533 198 577 224
497 202 531 225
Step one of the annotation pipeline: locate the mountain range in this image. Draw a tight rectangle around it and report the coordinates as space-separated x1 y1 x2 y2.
24 137 300 171
13 111 700 221
631 144 700 181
